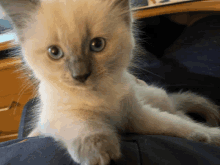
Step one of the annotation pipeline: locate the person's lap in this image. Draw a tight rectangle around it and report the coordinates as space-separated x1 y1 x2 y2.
1 132 220 165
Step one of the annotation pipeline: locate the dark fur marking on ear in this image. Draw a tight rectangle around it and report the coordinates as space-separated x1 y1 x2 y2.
110 0 132 26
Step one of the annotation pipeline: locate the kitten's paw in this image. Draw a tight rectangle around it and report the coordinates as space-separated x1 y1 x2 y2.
187 128 220 146
187 131 211 143
207 127 220 146
67 133 121 165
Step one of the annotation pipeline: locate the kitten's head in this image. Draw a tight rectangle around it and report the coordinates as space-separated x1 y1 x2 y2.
1 0 135 90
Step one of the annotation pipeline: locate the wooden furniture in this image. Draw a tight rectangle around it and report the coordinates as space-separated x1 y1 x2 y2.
133 0 220 19
0 57 36 142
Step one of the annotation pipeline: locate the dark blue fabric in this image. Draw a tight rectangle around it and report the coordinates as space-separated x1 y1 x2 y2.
18 97 40 139
132 15 220 106
1 134 220 165
0 137 75 165
136 135 220 165
163 15 220 78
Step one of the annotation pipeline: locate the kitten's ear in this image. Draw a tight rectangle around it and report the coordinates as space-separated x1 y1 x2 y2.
111 0 133 25
112 0 130 8
0 0 40 30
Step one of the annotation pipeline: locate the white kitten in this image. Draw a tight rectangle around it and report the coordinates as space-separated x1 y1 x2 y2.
1 0 220 165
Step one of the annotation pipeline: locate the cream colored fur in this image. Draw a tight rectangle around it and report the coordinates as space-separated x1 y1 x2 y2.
1 0 220 165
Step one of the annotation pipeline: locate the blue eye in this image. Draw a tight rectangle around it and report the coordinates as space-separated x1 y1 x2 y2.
90 37 106 52
48 45 64 60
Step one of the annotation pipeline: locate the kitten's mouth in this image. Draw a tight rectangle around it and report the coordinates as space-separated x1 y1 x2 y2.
61 79 94 90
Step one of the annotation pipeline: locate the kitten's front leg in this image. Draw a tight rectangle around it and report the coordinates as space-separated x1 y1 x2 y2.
21 118 121 164
67 132 121 165
128 102 220 146
58 121 121 165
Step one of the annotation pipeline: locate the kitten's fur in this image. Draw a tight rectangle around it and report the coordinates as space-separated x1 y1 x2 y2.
1 0 220 164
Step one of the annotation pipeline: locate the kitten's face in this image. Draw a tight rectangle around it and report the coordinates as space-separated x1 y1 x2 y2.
5 0 134 90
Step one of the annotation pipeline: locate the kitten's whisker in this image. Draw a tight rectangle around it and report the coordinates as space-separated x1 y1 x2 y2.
13 81 33 115
130 65 165 80
12 66 39 115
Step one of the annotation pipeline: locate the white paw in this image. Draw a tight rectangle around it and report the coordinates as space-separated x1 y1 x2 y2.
187 130 211 143
67 133 121 165
207 127 220 146
187 127 220 146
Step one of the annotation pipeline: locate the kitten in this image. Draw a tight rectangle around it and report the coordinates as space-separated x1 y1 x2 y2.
1 0 220 165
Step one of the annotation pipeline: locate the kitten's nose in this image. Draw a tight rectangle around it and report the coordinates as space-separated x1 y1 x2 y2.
72 72 91 83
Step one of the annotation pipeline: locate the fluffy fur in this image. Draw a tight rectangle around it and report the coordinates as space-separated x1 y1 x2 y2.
1 0 220 164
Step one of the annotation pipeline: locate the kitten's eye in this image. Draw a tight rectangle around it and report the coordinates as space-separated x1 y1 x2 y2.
48 46 64 60
90 37 106 52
